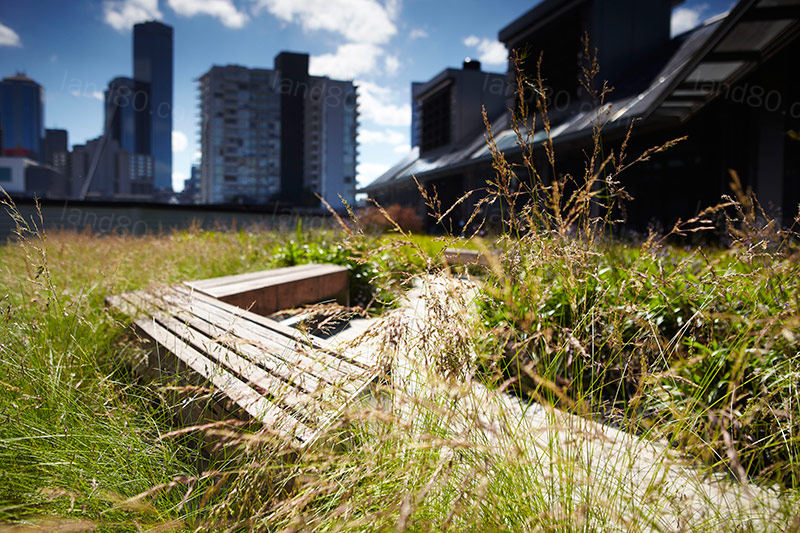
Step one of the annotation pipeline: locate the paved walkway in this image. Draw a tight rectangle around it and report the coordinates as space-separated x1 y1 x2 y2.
325 275 786 530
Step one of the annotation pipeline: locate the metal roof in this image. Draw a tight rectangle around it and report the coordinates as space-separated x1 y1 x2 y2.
498 0 687 44
498 0 588 44
364 0 800 194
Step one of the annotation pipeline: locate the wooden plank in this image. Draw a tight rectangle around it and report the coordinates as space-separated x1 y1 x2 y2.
214 270 348 316
199 265 347 298
125 293 321 420
134 316 316 445
163 286 370 379
131 290 337 395
185 264 322 291
185 264 349 317
444 248 490 267
133 288 375 422
108 283 384 450
172 284 376 370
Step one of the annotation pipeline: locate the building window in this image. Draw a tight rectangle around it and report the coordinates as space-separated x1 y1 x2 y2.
421 86 452 153
0 167 11 182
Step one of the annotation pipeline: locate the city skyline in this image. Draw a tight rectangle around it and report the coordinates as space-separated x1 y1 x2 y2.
198 56 358 206
0 0 730 192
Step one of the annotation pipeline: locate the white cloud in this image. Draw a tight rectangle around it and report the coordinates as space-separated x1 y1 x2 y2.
384 55 400 76
462 35 507 66
103 0 162 31
409 28 427 40
0 21 22 47
310 43 383 79
253 0 398 44
358 128 406 145
392 143 411 154
172 130 188 152
172 171 187 191
463 35 480 47
103 0 163 31
168 0 249 28
70 89 104 101
357 162 390 184
356 81 410 127
671 4 708 36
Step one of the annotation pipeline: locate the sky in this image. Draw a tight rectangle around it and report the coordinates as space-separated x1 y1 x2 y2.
0 0 732 192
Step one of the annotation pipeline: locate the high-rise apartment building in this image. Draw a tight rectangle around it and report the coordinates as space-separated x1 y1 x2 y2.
133 21 173 192
198 53 358 207
198 65 282 204
304 77 357 207
0 74 44 160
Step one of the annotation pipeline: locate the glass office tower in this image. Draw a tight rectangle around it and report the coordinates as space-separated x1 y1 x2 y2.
133 21 173 191
0 74 44 160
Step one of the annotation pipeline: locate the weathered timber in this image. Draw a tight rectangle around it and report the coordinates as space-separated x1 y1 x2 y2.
443 248 490 267
106 281 380 449
184 263 349 317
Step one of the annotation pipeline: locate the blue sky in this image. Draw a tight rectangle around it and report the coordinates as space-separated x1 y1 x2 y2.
0 0 731 191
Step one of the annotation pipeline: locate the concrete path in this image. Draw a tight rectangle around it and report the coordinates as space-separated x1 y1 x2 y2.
325 275 788 530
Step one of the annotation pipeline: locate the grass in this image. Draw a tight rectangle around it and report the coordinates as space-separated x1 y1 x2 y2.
0 214 798 530
1 48 799 531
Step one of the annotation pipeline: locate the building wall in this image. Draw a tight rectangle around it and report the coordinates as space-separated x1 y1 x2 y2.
305 77 357 208
70 137 151 200
0 200 341 242
0 157 26 193
275 52 309 204
42 129 67 166
105 77 139 154
451 69 508 146
411 82 424 148
415 67 508 156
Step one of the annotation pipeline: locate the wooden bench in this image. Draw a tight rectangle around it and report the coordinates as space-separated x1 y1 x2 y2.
107 279 380 449
185 263 349 317
444 248 490 267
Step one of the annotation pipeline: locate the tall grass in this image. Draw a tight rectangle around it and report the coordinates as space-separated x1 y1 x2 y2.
1 44 799 531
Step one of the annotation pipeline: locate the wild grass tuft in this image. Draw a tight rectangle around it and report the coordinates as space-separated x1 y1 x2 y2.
0 43 799 531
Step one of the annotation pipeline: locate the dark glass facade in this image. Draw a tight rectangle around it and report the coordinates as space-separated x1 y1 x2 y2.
0 74 44 160
105 77 134 153
274 52 308 204
133 21 173 191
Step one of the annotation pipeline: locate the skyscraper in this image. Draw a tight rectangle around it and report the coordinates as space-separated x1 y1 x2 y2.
274 52 308 205
198 65 282 204
104 77 139 154
133 21 173 192
0 74 44 160
198 53 358 207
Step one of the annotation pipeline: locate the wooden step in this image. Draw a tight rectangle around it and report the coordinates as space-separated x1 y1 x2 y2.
107 283 381 449
184 263 349 317
443 248 490 267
